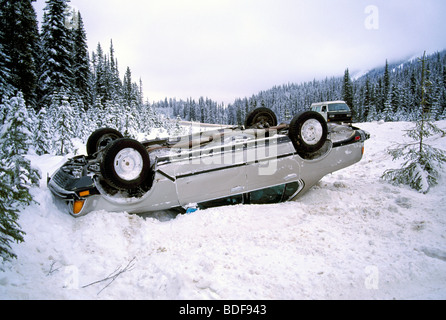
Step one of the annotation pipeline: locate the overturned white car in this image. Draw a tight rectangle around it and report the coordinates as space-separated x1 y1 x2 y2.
48 108 369 217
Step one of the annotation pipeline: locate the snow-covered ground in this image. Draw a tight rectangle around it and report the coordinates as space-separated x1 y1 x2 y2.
1 121 446 300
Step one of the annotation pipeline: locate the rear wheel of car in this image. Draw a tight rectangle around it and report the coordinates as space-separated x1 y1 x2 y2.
87 128 124 156
100 138 152 191
289 111 328 155
245 107 278 129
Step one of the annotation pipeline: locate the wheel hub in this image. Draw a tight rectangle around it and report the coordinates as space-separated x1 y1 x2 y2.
301 119 323 146
114 148 143 181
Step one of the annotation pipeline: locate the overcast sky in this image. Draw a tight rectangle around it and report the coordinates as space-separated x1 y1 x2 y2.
33 0 446 104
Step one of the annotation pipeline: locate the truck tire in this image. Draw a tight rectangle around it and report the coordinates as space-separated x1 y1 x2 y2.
289 111 328 154
100 138 152 191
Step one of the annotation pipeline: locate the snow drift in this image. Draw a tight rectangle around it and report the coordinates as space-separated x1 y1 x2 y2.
1 121 446 300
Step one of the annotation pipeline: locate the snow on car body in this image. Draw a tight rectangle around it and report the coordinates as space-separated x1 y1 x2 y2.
48 109 369 217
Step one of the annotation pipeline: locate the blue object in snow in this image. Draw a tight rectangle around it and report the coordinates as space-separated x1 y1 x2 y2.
186 207 198 214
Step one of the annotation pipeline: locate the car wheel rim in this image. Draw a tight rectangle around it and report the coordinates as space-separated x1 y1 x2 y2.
301 119 323 146
114 148 143 181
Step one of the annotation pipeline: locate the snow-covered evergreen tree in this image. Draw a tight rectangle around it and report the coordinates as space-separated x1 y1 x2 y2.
0 40 13 104
33 107 52 155
71 11 91 108
171 115 185 137
38 0 74 108
48 91 76 155
0 93 40 263
0 5 13 104
92 43 107 105
383 60 391 99
382 91 394 122
342 68 354 115
123 67 135 108
382 53 446 193
108 40 123 101
0 0 40 108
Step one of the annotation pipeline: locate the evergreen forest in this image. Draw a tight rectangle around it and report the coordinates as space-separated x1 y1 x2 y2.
1 1 446 142
145 52 446 126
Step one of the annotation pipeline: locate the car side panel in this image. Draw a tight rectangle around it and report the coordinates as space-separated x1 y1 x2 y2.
174 142 247 206
296 141 364 198
176 166 246 206
245 138 300 192
81 172 180 215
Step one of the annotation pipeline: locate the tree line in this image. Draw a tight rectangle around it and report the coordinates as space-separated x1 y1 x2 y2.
0 0 143 112
2 1 445 129
156 51 446 125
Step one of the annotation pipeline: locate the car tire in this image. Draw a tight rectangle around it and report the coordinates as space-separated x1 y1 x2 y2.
245 107 278 129
87 128 124 156
289 111 328 154
100 138 151 191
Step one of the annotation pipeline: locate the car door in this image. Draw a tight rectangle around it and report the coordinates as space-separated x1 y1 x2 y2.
245 134 301 193
173 132 247 207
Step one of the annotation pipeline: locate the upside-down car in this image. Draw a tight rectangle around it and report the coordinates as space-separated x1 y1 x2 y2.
48 108 369 217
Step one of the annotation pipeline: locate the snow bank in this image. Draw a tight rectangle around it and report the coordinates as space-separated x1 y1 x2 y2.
1 121 446 300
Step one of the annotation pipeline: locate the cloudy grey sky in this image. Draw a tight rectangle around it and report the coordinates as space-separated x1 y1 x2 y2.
33 0 446 104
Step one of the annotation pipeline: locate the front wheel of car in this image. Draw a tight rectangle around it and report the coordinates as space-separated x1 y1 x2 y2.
289 111 328 155
100 138 152 191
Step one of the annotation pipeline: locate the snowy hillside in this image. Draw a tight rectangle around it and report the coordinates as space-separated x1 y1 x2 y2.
1 121 446 300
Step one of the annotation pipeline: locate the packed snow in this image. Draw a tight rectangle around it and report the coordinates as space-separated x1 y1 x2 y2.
1 121 446 300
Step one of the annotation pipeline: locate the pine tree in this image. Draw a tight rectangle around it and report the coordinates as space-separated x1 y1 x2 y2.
171 115 184 137
39 0 74 108
92 43 107 105
108 40 122 101
71 11 91 108
382 53 446 193
342 68 354 111
367 104 378 122
390 83 400 113
0 3 17 103
0 37 13 104
123 66 133 107
48 91 75 155
0 0 40 108
383 59 391 99
362 76 372 121
0 93 40 263
33 107 52 155
383 90 394 122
